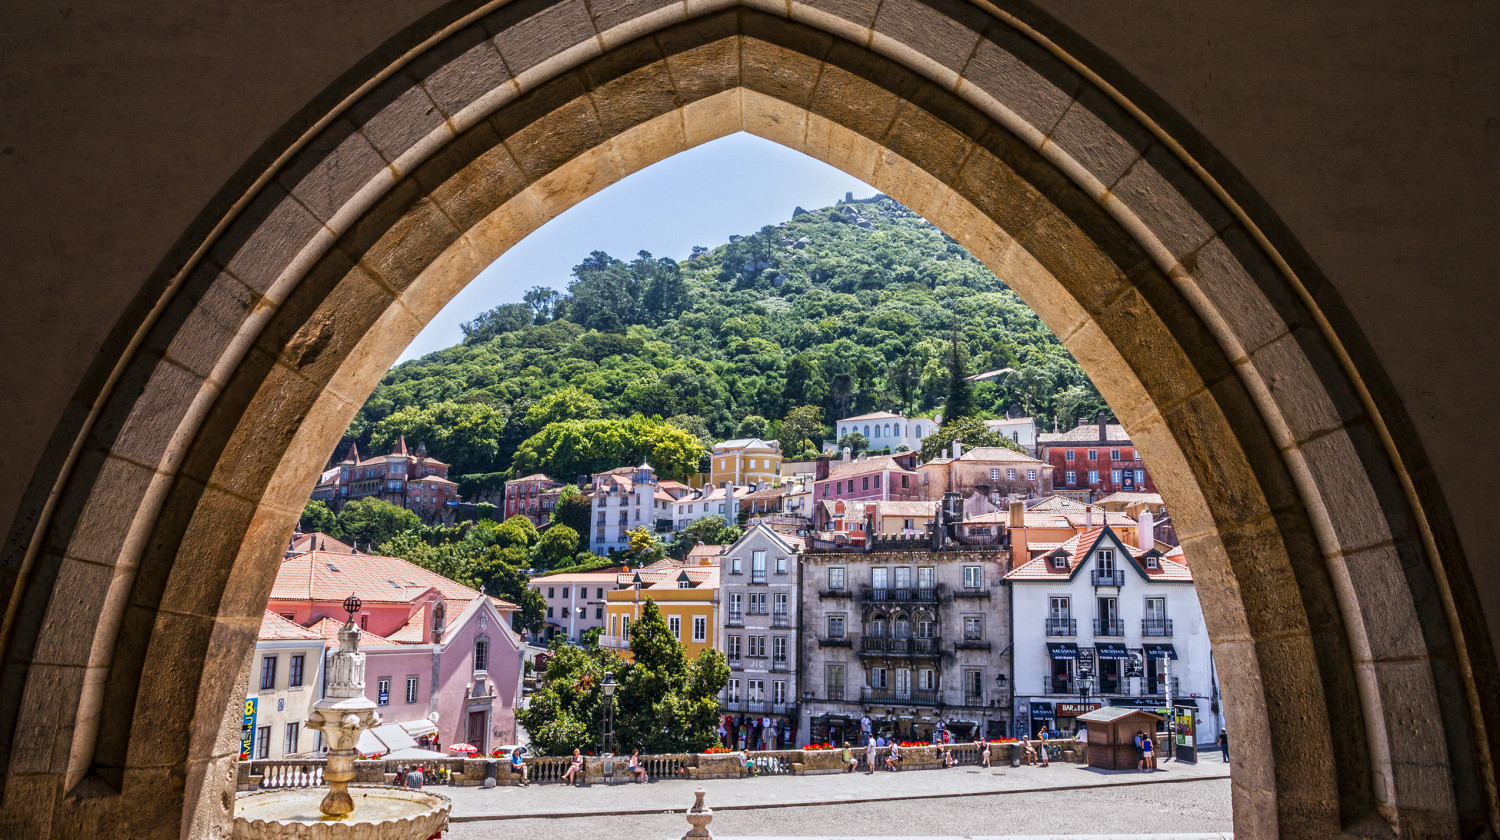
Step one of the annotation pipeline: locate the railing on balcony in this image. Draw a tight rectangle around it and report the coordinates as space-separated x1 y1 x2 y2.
861 687 940 706
599 634 628 649
772 611 789 628
1094 618 1125 636
1044 676 1075 694
859 585 942 604
859 637 941 655
952 586 990 599
818 587 853 599
1092 569 1125 587
963 693 984 707
1045 618 1077 636
771 658 790 672
1142 619 1174 636
771 703 790 716
954 638 991 651
727 656 743 670
1145 677 1181 697
751 571 767 584
726 610 744 627
817 636 851 647
1098 677 1124 695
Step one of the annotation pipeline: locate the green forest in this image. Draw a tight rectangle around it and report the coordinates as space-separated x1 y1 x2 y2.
344 195 1110 493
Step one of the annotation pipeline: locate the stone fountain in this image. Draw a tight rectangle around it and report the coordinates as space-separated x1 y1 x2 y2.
234 596 450 840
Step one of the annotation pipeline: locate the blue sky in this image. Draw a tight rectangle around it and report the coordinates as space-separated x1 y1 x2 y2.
398 132 875 361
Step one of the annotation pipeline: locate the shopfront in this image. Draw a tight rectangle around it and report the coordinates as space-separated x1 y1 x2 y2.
1095 643 1129 695
1055 701 1101 736
1028 701 1055 737
1046 642 1078 693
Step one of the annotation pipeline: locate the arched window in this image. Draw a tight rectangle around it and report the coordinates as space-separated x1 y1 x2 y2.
893 613 911 639
916 612 935 639
915 425 924 438
474 638 488 672
864 425 871 438
873 425 881 438
431 602 446 643
869 613 888 638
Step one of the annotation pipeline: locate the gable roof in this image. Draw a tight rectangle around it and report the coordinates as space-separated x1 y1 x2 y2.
838 411 905 423
271 549 516 611
1038 422 1133 445
825 454 914 480
511 473 559 484
954 446 1046 465
1005 525 1191 582
308 616 399 646
259 610 326 641
713 437 778 451
290 531 355 555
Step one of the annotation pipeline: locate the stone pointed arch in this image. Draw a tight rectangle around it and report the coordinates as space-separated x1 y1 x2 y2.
0 4 1492 840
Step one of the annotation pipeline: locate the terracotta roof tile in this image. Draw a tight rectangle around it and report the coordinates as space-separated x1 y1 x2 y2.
309 616 398 646
271 550 516 611
1037 423 1133 444
259 610 326 641
385 609 426 643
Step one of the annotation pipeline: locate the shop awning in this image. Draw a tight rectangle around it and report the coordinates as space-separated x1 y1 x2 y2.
1111 698 1169 710
1095 642 1129 660
1143 643 1179 660
399 718 439 738
1030 702 1055 720
1047 642 1079 659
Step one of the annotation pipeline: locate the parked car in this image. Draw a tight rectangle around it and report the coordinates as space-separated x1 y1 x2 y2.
492 745 530 759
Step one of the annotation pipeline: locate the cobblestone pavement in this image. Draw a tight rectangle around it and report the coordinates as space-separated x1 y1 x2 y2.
441 757 1233 838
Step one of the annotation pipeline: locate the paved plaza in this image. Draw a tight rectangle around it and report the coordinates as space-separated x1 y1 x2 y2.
443 756 1232 839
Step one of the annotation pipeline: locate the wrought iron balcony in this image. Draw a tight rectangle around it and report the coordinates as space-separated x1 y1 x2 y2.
1044 676 1075 694
817 636 851 647
772 611 790 628
771 659 790 672
859 585 942 604
952 587 991 599
818 587 853 599
859 637 941 656
751 571 767 584
727 610 744 628
1142 619 1174 637
1045 618 1077 636
963 693 984 707
1094 618 1125 636
954 639 991 651
860 687 940 706
1092 569 1125 587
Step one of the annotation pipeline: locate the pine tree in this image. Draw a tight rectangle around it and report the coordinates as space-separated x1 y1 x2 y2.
942 329 977 423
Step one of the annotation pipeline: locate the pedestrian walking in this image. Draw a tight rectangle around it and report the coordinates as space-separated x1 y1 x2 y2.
1037 727 1050 767
629 749 648 784
1076 725 1089 767
562 748 584 786
841 742 858 773
864 738 876 774
404 764 425 790
978 738 991 768
510 749 529 786
860 714 872 745
1219 730 1230 763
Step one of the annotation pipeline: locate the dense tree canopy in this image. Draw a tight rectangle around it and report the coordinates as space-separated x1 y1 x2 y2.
338 498 422 548
344 195 1111 489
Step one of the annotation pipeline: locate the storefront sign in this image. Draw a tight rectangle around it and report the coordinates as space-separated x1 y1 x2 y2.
1046 642 1079 659
1029 702 1055 720
1143 643 1179 660
1095 642 1129 660
239 698 258 760
1056 702 1102 717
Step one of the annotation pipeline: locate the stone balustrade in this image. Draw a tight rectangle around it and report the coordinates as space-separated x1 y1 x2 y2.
238 741 1085 791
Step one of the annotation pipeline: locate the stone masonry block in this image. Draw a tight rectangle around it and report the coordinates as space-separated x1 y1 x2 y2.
588 0 685 45
346 73 447 165
659 27 740 106
1297 427 1396 555
871 0 990 75
31 557 115 668
488 0 598 80
45 451 155 569
416 121 532 232
589 59 682 138
1189 231 1300 358
496 79 603 179
1047 86 1154 192
741 37 827 109
210 183 327 295
91 352 204 472
148 262 261 380
960 23 1081 138
275 118 390 226
807 61 904 144
951 144 1047 236
408 22 513 118
882 101 974 185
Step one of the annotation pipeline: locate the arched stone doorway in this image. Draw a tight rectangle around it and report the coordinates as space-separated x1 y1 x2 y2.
0 3 1492 839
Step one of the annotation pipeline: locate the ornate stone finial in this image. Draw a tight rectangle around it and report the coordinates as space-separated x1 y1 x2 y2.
682 788 713 840
342 594 361 628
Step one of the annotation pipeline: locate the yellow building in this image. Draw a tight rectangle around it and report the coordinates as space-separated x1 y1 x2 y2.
710 438 783 487
601 555 721 661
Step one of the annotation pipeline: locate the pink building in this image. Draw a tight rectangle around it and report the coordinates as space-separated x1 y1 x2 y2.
812 452 922 505
270 537 525 754
310 437 460 524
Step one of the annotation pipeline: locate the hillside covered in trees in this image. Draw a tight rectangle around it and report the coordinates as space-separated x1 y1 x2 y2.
345 195 1110 493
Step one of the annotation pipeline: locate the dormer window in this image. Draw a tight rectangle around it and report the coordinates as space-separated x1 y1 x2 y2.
1145 555 1159 569
1051 555 1067 569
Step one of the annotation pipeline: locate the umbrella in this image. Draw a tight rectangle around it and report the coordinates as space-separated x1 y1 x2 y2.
448 743 478 755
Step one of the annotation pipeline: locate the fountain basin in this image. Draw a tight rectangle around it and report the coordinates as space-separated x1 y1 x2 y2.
234 785 450 840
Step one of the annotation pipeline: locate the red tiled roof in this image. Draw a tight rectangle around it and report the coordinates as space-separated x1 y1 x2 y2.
1038 423 1133 444
290 531 355 555
512 473 559 484
309 616 398 646
838 411 904 422
271 549 516 611
954 447 1045 465
1005 526 1191 582
386 609 426 643
259 610 326 641
825 455 914 480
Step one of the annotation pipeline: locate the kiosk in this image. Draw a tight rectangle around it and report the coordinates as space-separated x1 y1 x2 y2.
1075 706 1164 770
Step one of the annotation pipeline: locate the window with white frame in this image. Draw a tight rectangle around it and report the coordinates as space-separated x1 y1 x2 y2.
256 726 271 759
775 555 788 574
963 565 982 589
870 667 888 689
774 592 788 615
772 635 786 662
727 678 741 701
693 615 707 642
1111 449 1121 460
918 668 936 691
405 675 418 704
964 616 983 641
1027 469 1037 481
828 567 846 589
748 680 765 702
377 677 390 706
772 680 786 704
1088 449 1098 460
1088 470 1099 484
917 566 934 589
669 615 682 638
730 557 742 575
284 722 300 755
1007 468 1016 480
259 655 277 691
828 614 845 638
827 664 845 699
727 635 741 660
1066 470 1077 485
1065 449 1075 461
989 469 1001 480
1112 470 1122 484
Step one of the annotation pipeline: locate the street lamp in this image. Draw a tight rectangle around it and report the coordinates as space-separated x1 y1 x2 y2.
600 671 618 755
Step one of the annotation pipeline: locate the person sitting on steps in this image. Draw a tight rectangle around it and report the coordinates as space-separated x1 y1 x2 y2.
562 748 584 786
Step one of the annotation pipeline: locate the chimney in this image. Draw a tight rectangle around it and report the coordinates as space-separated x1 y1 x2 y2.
951 440 962 460
1085 504 1094 528
815 456 830 481
1009 499 1025 528
1138 509 1154 551
1097 411 1107 442
1078 416 1089 427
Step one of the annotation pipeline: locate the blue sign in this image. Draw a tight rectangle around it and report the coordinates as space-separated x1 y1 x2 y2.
378 688 389 705
240 698 258 759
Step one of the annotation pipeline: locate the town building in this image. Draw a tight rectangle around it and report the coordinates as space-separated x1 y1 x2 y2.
813 498 940 543
504 473 564 527
269 539 525 754
983 416 1039 455
916 443 1053 515
589 463 675 554
310 438 460 523
244 611 329 760
710 438 783 486
798 538 1013 745
1004 523 1220 745
1003 500 1142 563
1036 414 1155 500
833 411 934 453
600 555 722 661
813 451 922 505
720 525 807 749
672 482 750 532
530 568 621 643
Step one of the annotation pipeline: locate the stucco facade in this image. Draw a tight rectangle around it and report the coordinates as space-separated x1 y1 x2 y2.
835 411 934 453
710 438 782 487
602 559 722 661
799 546 1013 745
720 525 804 747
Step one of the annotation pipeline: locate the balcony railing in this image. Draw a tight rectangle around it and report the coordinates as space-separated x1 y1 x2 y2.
1092 569 1125 587
726 610 744 628
861 687 940 706
859 585 941 604
1094 618 1125 636
818 588 853 599
728 656 743 670
963 693 984 707
954 639 991 651
859 637 941 655
771 703 790 716
952 587 991 599
1045 618 1077 636
1146 677 1181 697
771 659 790 672
751 571 767 584
1044 676 1075 694
772 612 789 628
817 636 851 647
1142 619 1174 637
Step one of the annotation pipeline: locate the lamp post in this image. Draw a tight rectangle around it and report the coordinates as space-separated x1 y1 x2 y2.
601 671 618 756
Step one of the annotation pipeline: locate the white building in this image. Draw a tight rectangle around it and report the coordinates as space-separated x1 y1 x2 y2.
983 416 1039 455
834 411 934 453
719 525 806 749
1004 523 1221 746
672 482 749 532
589 463 673 554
